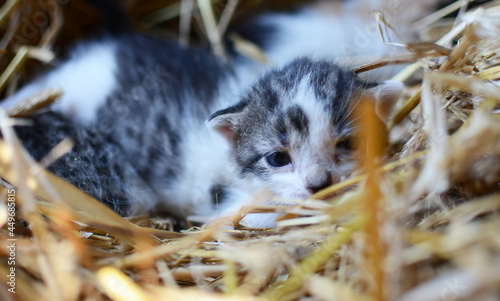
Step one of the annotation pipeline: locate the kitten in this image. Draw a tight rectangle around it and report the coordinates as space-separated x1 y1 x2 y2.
3 1 425 227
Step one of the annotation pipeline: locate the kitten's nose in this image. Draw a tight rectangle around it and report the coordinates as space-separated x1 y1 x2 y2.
305 171 332 194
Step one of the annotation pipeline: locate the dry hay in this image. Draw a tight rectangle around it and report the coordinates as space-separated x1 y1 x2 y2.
1 1 500 301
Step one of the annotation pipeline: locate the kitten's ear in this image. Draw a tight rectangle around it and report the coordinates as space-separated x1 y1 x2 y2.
207 102 247 143
365 80 403 123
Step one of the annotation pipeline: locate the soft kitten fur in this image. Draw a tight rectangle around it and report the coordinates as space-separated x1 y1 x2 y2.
3 0 439 227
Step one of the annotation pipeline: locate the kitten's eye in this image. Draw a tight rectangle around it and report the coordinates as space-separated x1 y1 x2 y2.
266 152 292 167
336 137 354 152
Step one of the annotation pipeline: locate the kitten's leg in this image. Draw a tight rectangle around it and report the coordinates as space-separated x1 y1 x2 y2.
205 185 281 228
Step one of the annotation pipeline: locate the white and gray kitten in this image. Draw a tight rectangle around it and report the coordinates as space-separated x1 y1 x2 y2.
4 0 439 227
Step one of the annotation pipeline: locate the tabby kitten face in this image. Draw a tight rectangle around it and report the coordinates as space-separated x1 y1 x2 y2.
209 58 402 200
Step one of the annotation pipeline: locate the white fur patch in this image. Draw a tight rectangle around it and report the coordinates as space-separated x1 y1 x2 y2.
291 77 333 148
2 41 118 124
51 42 118 122
233 0 415 81
258 2 390 67
154 118 235 217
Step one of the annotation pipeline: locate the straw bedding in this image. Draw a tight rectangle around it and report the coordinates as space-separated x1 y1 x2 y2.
0 1 499 300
